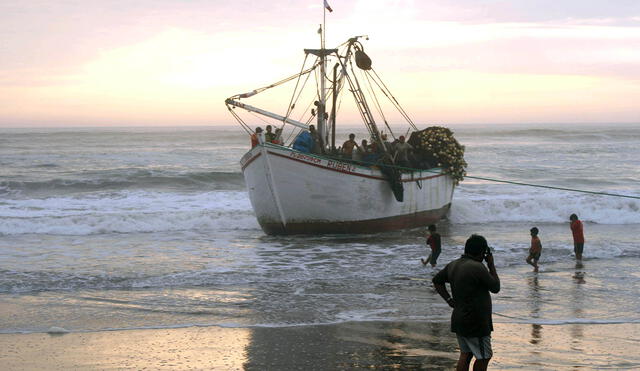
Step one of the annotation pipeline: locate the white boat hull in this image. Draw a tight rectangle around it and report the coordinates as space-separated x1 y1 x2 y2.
241 143 455 235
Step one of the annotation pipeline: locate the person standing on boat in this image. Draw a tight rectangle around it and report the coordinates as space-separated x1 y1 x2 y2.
341 133 359 158
526 227 542 272
362 139 378 163
570 214 585 260
272 128 283 145
264 125 276 143
381 133 393 154
433 234 500 371
421 224 442 267
353 139 369 161
394 135 413 167
309 125 324 154
250 127 263 148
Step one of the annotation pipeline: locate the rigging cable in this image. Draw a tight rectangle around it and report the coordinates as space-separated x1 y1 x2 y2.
283 96 322 145
333 70 347 133
230 65 318 99
342 61 368 132
362 67 394 139
341 56 376 140
226 106 252 134
247 110 277 127
284 55 312 119
283 60 316 132
369 69 418 131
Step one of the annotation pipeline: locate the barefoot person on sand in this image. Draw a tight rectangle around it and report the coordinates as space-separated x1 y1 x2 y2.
570 214 585 260
526 227 542 272
433 235 500 371
421 224 441 267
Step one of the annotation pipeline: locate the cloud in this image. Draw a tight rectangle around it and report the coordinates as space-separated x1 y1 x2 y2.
352 21 640 81
1 0 639 125
408 0 640 24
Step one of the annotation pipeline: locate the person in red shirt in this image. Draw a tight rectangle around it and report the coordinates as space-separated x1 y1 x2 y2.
526 227 542 272
421 224 442 267
570 213 585 260
250 127 263 148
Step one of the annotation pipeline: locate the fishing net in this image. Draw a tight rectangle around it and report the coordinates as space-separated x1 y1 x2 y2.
408 126 467 185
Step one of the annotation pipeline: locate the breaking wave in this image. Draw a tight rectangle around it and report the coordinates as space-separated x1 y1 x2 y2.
2 186 638 238
0 170 245 197
450 182 640 225
0 190 259 236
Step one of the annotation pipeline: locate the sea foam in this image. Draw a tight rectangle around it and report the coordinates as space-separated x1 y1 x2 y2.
450 185 640 225
0 190 259 236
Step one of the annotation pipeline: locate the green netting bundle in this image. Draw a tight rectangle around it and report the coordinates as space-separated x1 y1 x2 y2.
408 126 467 185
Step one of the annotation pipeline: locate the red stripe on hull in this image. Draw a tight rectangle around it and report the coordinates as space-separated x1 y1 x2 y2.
258 204 451 235
267 150 445 182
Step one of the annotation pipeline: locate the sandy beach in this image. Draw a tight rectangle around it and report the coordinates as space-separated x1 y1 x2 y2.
2 321 639 370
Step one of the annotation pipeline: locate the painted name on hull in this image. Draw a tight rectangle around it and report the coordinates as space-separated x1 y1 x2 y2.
326 160 356 173
289 151 323 164
289 151 356 173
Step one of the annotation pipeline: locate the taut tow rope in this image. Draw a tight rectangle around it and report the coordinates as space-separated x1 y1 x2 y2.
462 174 640 200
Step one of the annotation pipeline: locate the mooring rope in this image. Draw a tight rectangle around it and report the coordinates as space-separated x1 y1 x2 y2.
461 174 640 200
320 155 640 200
250 140 640 201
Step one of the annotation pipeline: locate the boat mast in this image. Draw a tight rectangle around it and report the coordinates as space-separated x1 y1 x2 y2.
331 63 338 151
318 6 327 149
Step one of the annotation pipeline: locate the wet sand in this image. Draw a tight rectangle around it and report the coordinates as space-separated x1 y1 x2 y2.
1 321 639 370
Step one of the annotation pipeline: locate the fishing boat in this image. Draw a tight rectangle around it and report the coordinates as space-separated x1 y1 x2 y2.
225 6 465 235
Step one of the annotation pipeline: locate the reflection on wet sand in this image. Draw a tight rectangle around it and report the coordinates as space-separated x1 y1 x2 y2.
572 261 586 284
530 324 542 345
527 274 543 346
570 261 586 351
2 321 639 370
243 321 459 370
492 322 640 370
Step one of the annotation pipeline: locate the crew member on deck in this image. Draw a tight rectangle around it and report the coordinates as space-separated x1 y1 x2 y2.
265 125 276 143
251 127 263 148
272 128 283 145
353 139 369 161
309 125 324 154
381 133 393 153
394 135 413 167
341 133 359 158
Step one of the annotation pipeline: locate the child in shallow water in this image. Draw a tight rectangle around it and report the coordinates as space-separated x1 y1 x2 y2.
421 224 441 268
526 227 542 272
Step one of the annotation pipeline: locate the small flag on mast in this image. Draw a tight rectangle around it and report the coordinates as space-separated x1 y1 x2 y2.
324 0 333 12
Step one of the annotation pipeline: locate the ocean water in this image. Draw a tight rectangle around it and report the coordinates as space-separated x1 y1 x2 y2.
1 124 639 335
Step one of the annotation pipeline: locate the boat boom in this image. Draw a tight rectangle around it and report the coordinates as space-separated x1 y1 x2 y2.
225 98 309 130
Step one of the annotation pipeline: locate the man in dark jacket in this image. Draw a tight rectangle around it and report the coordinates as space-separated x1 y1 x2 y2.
432 234 500 371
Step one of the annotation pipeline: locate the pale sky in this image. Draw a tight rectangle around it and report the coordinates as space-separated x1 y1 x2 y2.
1 0 639 127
